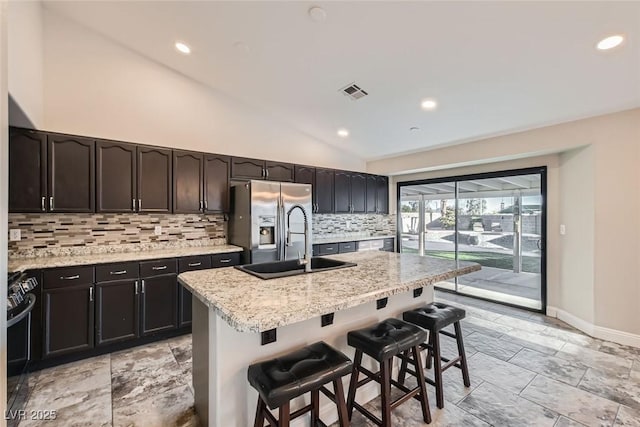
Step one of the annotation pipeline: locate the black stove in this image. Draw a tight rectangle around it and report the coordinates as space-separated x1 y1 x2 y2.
6 272 38 427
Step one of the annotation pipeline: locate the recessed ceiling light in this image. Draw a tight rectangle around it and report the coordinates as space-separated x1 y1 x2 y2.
175 41 191 55
597 35 624 50
308 6 327 23
337 128 349 138
421 98 438 111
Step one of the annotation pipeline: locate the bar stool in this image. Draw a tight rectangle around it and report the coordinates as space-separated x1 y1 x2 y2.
399 302 471 409
248 341 352 427
346 318 431 427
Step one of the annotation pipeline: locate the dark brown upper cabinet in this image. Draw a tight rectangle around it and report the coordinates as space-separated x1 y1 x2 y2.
315 168 335 214
334 170 351 213
231 157 294 182
265 161 294 182
351 173 367 213
48 134 95 213
96 141 137 213
231 157 265 180
294 165 316 211
9 128 47 213
366 175 377 214
376 175 389 214
137 147 172 213
173 150 203 214
204 154 230 213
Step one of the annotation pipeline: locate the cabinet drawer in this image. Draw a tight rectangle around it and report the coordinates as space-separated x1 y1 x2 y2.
95 262 139 282
382 238 395 252
179 255 213 273
211 252 241 268
317 244 339 256
43 266 94 289
338 242 356 253
140 259 177 278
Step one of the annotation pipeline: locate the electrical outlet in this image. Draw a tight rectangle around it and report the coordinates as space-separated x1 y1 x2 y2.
154 226 162 236
560 224 566 235
9 229 21 241
346 220 351 229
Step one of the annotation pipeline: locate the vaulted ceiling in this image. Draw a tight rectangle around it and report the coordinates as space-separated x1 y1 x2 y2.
45 1 640 160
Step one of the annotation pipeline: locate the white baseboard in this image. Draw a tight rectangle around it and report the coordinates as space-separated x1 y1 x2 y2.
547 305 640 348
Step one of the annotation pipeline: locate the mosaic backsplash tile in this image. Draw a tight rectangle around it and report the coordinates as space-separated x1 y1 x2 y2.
8 213 227 257
313 213 396 238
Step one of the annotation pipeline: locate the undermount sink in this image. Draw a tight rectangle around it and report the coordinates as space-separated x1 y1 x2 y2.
235 257 356 280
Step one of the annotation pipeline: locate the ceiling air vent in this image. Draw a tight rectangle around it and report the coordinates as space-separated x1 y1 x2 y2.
340 83 369 100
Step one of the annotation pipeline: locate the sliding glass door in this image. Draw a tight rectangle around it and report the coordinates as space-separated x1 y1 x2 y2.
398 168 546 311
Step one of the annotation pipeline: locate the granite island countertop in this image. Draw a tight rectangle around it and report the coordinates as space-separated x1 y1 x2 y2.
178 251 480 333
8 244 244 272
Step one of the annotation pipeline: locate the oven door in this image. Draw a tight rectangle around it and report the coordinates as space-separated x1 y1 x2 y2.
7 293 35 426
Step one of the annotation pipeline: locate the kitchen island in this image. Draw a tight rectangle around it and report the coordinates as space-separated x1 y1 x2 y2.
178 251 480 426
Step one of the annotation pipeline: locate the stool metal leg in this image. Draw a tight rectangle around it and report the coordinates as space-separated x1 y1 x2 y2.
380 358 392 427
432 329 445 409
279 401 291 427
333 378 350 427
412 345 432 423
346 349 363 420
454 321 471 387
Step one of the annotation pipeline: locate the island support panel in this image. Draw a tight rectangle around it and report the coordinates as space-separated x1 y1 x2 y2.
191 286 434 427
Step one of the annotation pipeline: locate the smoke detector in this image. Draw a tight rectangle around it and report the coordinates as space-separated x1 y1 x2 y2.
340 83 369 101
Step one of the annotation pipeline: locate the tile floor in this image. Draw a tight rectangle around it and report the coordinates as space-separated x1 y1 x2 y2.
17 291 640 426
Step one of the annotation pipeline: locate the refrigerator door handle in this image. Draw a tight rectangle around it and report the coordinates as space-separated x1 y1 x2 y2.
280 195 286 260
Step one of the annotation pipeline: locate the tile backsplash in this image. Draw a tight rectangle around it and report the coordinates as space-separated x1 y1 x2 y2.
313 214 396 238
8 212 395 257
8 213 227 257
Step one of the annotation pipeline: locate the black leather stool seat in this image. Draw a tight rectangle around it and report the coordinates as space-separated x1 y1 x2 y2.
347 318 428 361
248 341 352 410
403 302 466 331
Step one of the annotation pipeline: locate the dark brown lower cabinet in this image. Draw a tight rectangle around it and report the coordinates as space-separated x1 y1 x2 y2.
141 275 178 335
178 255 212 328
96 280 139 346
43 284 94 358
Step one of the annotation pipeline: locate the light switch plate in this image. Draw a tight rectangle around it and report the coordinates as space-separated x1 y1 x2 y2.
9 229 21 241
154 226 162 236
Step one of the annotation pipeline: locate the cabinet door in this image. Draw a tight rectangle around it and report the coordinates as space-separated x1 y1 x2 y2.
265 161 294 182
48 134 95 213
231 157 264 180
178 255 213 328
9 128 47 213
138 147 172 213
294 165 316 210
376 176 389 214
366 175 377 213
95 280 139 346
315 168 334 214
334 170 351 213
43 284 94 358
204 154 230 213
140 275 178 335
96 141 137 213
351 173 367 213
173 150 203 213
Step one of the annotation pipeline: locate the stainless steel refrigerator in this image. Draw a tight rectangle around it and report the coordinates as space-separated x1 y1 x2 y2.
229 180 313 264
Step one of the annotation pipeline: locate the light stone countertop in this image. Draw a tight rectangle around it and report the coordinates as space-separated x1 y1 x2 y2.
178 251 480 333
313 234 396 244
8 245 244 272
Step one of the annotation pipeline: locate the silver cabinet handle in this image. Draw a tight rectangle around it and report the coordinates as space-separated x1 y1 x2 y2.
41 197 46 212
110 270 127 275
188 262 201 267
60 275 79 280
326 247 334 251
89 287 94 302
266 168 269 179
152 265 167 270
261 167 265 178
141 279 145 293
219 259 231 263
200 200 203 211
138 199 142 210
135 281 139 295
50 197 54 210
204 200 208 210
132 199 136 211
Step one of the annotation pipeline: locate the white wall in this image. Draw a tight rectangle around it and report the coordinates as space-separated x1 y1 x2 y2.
1 0 10 423
41 9 364 171
8 0 43 127
377 109 640 338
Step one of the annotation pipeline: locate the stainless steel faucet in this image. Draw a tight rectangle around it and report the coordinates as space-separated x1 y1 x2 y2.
286 204 311 272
